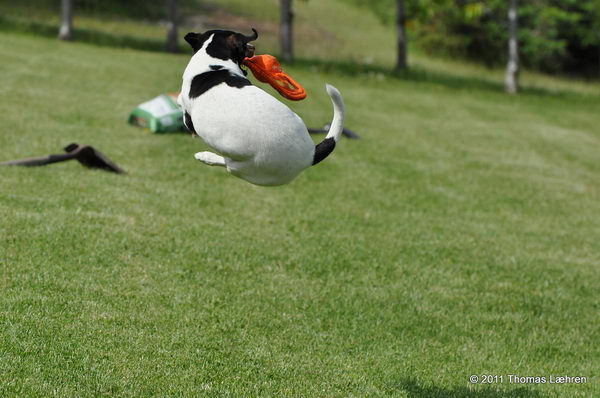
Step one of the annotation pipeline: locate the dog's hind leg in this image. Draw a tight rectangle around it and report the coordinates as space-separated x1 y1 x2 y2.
194 151 226 167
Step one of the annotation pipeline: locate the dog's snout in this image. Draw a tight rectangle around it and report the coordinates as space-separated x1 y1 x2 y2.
245 44 255 58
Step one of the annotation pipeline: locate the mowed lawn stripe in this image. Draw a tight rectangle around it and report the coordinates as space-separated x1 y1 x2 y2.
1 32 599 397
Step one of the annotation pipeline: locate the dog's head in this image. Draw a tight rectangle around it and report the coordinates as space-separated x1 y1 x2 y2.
184 29 258 65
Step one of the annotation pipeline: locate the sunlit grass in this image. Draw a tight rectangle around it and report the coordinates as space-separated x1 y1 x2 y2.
1 30 599 397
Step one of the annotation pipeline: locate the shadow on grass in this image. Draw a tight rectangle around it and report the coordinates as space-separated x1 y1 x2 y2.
398 378 549 398
295 57 503 91
293 57 586 98
0 16 183 53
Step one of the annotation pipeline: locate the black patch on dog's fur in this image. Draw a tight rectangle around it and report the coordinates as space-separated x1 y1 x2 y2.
185 29 258 68
210 65 224 70
184 111 197 136
206 38 232 61
189 70 251 99
313 138 336 165
205 33 245 63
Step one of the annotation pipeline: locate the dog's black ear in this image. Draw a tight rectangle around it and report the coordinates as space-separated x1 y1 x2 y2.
184 32 197 47
184 32 206 52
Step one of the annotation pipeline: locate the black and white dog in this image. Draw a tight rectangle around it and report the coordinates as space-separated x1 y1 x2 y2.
178 29 345 186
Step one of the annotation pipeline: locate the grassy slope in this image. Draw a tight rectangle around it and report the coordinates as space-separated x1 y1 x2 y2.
4 0 599 96
1 17 600 398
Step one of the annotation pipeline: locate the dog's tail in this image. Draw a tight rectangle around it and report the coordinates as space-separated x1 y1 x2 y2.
312 84 345 166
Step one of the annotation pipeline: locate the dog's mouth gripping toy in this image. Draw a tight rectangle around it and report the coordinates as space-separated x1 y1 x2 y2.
243 54 307 101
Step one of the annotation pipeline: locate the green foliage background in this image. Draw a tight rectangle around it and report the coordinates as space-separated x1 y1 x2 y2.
5 0 600 76
340 0 600 77
6 0 206 20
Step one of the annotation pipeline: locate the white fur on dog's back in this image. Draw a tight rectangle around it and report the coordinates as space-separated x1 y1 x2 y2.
189 84 314 185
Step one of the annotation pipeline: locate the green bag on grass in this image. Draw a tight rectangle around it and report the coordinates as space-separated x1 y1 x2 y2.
128 93 185 133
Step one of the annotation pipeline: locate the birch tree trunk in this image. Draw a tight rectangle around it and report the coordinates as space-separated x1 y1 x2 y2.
166 0 179 53
505 0 519 93
280 0 294 63
58 0 73 41
395 0 407 70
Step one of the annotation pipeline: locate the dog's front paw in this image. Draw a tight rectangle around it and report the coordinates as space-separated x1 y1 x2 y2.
194 151 225 166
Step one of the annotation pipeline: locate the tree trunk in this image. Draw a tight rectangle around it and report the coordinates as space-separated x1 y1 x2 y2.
395 0 407 70
280 0 294 63
166 0 179 53
58 0 73 41
505 0 519 93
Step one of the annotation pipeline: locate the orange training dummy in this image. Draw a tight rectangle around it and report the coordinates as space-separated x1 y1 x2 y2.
243 54 307 101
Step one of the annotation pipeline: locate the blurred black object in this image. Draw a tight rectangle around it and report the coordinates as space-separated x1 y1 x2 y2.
308 123 361 139
0 143 126 174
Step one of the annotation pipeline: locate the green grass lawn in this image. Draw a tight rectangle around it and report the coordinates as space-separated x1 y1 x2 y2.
1 27 600 397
